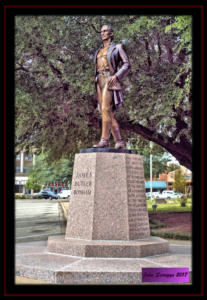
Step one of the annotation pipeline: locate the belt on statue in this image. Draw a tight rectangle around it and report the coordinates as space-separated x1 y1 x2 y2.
97 69 110 75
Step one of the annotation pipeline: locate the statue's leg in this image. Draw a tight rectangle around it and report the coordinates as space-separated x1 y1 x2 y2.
96 82 102 112
111 112 126 150
101 81 113 140
93 75 110 148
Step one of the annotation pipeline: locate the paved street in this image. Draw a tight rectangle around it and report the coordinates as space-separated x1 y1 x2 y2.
15 199 67 243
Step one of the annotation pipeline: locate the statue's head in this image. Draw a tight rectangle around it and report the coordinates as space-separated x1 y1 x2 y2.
100 24 114 42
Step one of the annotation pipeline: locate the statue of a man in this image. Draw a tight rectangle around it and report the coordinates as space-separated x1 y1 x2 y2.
93 24 130 149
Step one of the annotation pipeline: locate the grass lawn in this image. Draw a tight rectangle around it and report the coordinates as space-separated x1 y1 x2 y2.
61 199 192 215
147 198 192 213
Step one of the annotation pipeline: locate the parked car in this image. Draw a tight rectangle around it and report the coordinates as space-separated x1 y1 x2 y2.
57 189 71 199
155 190 181 199
152 192 161 198
146 192 160 199
173 192 184 198
39 190 59 200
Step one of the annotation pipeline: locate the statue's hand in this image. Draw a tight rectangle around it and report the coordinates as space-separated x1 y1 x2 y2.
108 75 117 87
97 103 101 112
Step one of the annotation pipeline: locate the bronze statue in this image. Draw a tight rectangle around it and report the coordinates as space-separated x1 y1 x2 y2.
93 24 130 149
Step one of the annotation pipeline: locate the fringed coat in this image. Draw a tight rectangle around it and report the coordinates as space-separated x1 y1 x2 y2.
94 41 130 111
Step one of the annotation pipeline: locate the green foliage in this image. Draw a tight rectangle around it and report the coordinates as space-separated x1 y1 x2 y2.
15 15 192 166
179 195 188 207
165 16 192 53
173 167 186 193
127 138 171 178
15 194 27 199
147 201 192 213
25 174 42 191
149 218 166 229
143 152 170 179
151 231 191 240
26 153 74 187
151 198 156 205
167 163 180 173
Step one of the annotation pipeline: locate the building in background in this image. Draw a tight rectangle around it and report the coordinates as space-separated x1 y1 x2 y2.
145 181 167 193
145 166 192 194
165 166 192 194
15 151 36 194
15 151 71 195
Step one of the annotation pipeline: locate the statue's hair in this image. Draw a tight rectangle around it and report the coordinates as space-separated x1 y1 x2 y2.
101 24 114 40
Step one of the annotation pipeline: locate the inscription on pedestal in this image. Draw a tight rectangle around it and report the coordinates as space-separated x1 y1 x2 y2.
126 155 150 239
72 170 92 196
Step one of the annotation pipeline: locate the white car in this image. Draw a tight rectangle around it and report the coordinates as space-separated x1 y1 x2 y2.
146 192 161 199
57 189 71 199
146 192 151 199
152 192 161 198
156 190 181 199
173 192 184 198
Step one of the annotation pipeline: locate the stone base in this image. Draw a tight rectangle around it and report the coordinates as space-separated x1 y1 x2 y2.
16 240 192 285
47 235 169 258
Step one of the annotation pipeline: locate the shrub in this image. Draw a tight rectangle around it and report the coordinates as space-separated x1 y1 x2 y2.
149 218 166 229
151 198 156 205
180 195 188 207
15 194 27 199
151 231 174 239
151 231 191 240
156 198 167 204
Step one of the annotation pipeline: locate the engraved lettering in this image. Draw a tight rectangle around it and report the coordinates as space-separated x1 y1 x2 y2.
73 189 91 195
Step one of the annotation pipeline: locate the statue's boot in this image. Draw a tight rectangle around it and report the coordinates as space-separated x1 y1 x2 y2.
93 121 111 148
92 138 109 148
111 126 126 150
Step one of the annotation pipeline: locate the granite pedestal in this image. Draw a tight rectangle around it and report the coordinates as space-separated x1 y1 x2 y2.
65 151 151 241
48 150 169 256
16 149 173 284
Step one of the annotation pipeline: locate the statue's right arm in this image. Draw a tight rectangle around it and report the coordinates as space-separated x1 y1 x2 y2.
115 44 131 81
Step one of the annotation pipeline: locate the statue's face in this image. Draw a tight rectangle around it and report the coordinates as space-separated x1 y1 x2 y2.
100 25 111 41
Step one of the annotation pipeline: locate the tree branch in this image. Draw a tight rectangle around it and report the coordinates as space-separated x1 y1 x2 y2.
119 120 192 170
157 33 162 62
145 40 152 71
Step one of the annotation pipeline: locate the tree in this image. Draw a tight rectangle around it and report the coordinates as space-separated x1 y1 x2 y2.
173 167 186 193
26 153 74 187
127 136 171 178
15 15 192 169
25 174 42 191
143 154 170 179
167 163 180 173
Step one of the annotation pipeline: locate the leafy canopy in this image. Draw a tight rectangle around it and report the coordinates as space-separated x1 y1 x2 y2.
15 15 192 169
25 153 74 188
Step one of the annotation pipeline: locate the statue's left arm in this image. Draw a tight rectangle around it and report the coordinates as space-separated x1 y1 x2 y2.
115 44 131 81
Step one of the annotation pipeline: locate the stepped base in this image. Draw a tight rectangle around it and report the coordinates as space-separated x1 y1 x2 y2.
16 240 192 285
47 235 169 258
